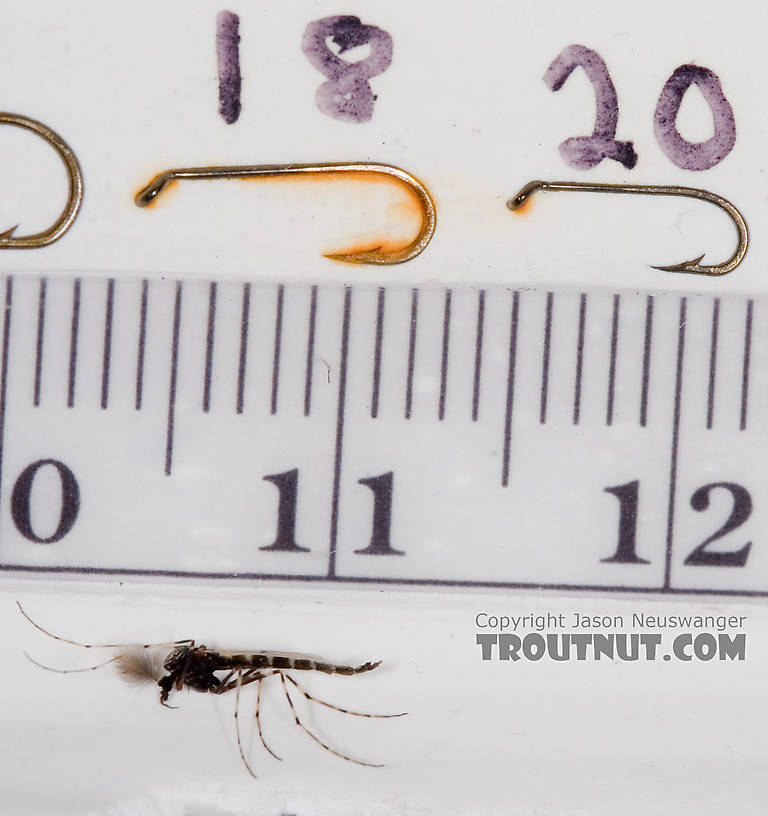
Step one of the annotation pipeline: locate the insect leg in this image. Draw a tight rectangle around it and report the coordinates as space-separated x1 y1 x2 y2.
213 669 282 759
284 673 406 719
279 672 383 768
254 674 282 761
214 668 268 694
233 670 259 780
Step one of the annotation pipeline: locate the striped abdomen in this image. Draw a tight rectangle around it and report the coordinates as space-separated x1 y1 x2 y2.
218 652 381 675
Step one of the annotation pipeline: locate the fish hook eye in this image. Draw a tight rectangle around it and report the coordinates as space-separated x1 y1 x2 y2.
507 179 749 276
0 112 83 248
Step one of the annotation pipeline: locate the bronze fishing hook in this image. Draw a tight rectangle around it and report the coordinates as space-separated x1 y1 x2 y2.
0 112 83 248
135 162 436 265
507 180 748 276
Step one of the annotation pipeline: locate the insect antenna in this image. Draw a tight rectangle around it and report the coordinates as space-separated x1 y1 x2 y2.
278 672 383 768
284 673 406 719
17 602 195 650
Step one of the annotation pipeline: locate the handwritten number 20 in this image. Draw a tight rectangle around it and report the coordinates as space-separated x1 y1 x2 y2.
547 45 736 171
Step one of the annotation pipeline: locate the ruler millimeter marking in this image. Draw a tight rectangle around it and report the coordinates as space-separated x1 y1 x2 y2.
0 274 765 598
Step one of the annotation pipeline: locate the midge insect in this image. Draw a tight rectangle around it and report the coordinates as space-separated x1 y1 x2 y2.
18 602 405 778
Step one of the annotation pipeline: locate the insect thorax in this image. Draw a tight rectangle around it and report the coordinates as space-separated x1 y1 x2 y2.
162 645 221 694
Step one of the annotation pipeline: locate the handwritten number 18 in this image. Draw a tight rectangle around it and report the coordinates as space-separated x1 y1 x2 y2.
302 16 393 124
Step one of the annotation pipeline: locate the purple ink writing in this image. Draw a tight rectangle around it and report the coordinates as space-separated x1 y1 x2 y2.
654 64 735 171
216 10 242 125
302 15 392 123
545 44 637 170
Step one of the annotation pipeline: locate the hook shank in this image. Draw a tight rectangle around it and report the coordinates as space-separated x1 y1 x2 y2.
507 179 748 276
0 112 83 248
135 162 436 265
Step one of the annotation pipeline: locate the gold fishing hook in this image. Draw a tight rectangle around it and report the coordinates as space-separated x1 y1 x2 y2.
507 180 748 276
0 112 83 248
135 162 436 265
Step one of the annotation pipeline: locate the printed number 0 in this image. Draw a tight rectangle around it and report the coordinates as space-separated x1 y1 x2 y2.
12 459 80 544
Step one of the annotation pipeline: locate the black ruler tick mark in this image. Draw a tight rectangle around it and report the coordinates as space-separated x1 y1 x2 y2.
165 282 183 476
404 288 418 420
371 287 385 419
472 290 485 422
33 278 46 407
664 297 686 590
573 292 586 425
271 284 284 416
236 282 250 414
706 298 719 430
203 282 217 413
0 277 13 507
101 279 115 410
438 289 452 421
501 291 520 488
539 292 553 425
327 287 352 578
304 285 318 417
740 299 753 432
639 295 654 427
606 293 620 426
135 279 148 411
67 279 81 409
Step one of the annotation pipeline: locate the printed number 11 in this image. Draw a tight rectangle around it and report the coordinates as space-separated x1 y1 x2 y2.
260 469 403 555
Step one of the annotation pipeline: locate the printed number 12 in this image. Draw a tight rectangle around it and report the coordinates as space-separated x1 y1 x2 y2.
603 480 752 567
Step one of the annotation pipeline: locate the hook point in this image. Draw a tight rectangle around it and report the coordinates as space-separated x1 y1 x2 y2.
652 253 707 274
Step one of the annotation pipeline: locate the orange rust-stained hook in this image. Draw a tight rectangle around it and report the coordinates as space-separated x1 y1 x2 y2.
135 162 436 265
0 113 83 248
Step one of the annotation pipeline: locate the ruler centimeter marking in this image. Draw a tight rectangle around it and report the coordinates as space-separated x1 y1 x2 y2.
0 274 765 596
664 297 686 591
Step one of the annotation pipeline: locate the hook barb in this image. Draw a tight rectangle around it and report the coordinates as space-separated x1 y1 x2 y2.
0 113 83 248
135 162 436 265
507 180 748 276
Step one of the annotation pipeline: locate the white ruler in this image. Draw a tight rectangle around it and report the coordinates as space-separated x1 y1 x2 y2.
0 273 765 597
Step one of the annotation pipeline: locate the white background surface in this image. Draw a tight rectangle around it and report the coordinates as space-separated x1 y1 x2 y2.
0 1 767 814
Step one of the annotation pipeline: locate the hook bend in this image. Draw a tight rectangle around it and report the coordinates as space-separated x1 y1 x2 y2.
0 112 83 248
135 162 436 265
507 180 748 276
